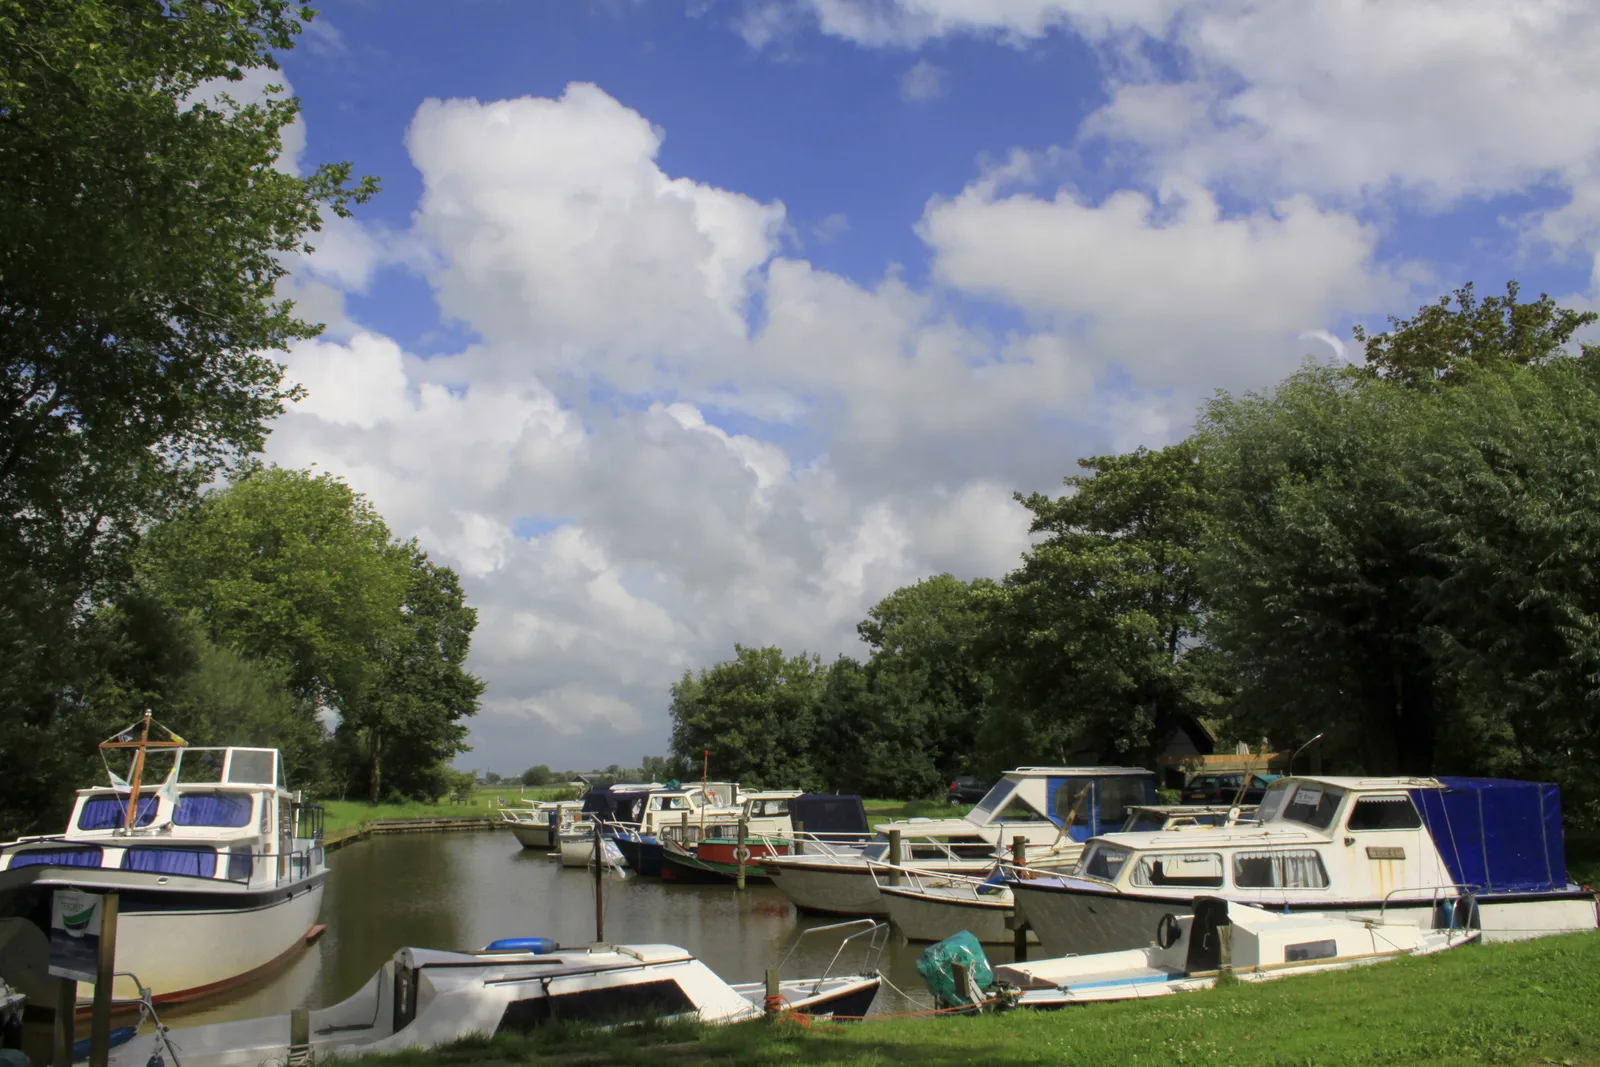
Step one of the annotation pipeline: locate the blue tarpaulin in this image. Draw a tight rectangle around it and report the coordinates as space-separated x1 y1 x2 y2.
1409 777 1567 894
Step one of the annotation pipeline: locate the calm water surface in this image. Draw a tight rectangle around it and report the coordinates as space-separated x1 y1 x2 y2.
166 829 1023 1026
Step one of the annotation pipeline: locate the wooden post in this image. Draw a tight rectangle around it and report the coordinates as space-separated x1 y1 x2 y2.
1010 835 1028 962
592 828 605 943
1218 925 1233 973
952 961 970 1010
288 1006 310 1067
764 967 781 1016
888 828 903 887
52 979 75 1067
88 893 119 1067
736 817 748 891
792 819 804 856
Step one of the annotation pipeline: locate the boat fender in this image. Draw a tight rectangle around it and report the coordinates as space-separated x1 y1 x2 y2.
734 846 752 863
484 937 558 954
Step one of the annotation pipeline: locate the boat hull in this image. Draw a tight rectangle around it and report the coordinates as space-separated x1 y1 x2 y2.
879 884 1036 945
507 823 551 850
558 836 596 868
762 862 890 917
1011 879 1600 957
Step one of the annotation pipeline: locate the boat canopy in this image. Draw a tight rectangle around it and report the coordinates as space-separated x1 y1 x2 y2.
790 795 869 840
968 768 1158 839
1409 777 1568 893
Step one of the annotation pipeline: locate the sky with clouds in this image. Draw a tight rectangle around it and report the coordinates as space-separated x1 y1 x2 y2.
264 0 1600 777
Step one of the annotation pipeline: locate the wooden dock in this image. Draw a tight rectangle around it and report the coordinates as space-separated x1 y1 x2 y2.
323 815 500 852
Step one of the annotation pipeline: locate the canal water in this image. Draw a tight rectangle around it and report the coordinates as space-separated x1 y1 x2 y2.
166 829 1024 1027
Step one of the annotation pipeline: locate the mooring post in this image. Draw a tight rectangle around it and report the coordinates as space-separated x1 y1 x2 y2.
736 817 749 891
1011 835 1029 961
592 828 605 943
52 978 75 1067
764 967 781 1016
1218 925 1233 974
287 1006 311 1067
888 828 903 886
792 819 804 856
88 893 119 1067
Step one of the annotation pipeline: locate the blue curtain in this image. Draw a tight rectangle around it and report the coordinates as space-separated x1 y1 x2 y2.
121 847 217 878
78 795 159 830
226 849 254 882
173 792 253 828
8 847 104 869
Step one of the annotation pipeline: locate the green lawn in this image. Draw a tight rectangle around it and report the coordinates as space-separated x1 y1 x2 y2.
339 930 1600 1067
862 798 957 828
319 786 574 833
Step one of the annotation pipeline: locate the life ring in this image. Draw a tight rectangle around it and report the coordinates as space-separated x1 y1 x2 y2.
1156 912 1183 949
734 846 752 863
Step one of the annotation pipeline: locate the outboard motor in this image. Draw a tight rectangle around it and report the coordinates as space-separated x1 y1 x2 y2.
1184 896 1232 974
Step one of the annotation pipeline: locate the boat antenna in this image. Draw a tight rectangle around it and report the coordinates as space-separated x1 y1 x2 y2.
1287 733 1324 778
99 709 188 832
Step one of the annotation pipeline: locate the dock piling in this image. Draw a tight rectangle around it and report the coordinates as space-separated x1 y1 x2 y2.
1011 836 1029 961
888 829 902 886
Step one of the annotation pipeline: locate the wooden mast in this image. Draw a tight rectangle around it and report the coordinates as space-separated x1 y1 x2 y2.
100 710 188 831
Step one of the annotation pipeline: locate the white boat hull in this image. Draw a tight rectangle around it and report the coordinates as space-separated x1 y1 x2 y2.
558 835 595 868
879 885 1036 945
765 861 889 917
507 823 551 850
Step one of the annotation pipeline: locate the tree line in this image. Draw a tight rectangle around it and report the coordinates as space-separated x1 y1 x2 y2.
670 283 1600 828
0 2 481 835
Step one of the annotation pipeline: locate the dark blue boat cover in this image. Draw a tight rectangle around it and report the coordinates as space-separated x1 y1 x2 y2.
790 794 869 841
580 786 652 821
1408 777 1568 894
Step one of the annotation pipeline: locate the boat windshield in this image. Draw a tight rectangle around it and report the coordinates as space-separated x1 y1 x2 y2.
1279 783 1346 830
970 781 1015 818
1253 780 1293 823
1075 843 1130 882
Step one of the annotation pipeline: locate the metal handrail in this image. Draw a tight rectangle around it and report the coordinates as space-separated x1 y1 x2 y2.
773 918 890 982
1376 882 1482 922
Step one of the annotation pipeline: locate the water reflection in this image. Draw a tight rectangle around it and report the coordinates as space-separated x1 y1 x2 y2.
166 830 1018 1026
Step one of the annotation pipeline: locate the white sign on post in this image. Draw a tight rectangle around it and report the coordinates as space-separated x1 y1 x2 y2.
47 889 102 983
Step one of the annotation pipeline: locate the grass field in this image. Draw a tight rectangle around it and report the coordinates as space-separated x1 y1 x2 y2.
337 929 1600 1067
319 786 575 833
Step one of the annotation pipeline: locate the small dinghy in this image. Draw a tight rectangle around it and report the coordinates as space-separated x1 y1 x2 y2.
984 896 1478 1007
103 932 884 1067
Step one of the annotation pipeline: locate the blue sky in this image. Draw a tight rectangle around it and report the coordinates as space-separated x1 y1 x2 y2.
264 0 1600 775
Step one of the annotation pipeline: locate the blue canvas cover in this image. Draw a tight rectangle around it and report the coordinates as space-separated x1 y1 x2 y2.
1409 777 1568 894
790 794 868 840
1044 773 1159 840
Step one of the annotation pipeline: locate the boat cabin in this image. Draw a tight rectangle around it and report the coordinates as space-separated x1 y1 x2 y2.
1070 775 1574 906
0 745 322 890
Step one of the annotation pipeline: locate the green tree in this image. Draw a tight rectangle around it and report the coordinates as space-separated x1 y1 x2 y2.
979 442 1218 769
1201 282 1600 792
815 575 995 797
668 646 824 790
521 765 552 787
0 0 374 830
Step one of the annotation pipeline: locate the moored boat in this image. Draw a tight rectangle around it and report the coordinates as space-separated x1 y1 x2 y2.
1009 775 1600 958
104 929 885 1067
500 801 559 850
0 714 326 1005
763 768 1157 918
983 895 1478 1007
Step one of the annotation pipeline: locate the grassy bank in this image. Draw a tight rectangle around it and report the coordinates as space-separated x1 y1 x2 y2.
862 798 954 827
344 930 1600 1067
320 787 574 833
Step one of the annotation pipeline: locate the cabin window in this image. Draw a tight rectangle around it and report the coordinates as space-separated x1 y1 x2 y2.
908 836 993 860
1346 795 1422 832
121 846 218 878
496 979 695 1031
1131 853 1224 889
973 781 1015 817
1122 811 1168 833
227 847 255 882
7 846 103 869
1280 784 1345 830
1077 843 1130 881
1095 776 1156 827
173 792 253 828
225 750 275 785
77 794 159 831
1254 781 1292 823
1052 782 1093 828
1233 850 1330 889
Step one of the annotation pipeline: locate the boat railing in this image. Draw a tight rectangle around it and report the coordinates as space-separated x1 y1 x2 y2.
1376 882 1483 924
866 859 1001 901
772 918 890 982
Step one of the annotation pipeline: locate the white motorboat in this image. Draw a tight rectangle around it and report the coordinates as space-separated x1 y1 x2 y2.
104 929 886 1067
1010 775 1600 958
500 801 559 850
875 804 1243 944
0 714 325 1004
986 896 1478 1007
762 767 1158 917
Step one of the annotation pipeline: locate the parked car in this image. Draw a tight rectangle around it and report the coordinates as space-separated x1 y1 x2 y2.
1181 772 1280 806
947 775 994 805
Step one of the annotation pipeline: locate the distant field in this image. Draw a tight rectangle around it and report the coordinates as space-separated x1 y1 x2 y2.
319 786 575 833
